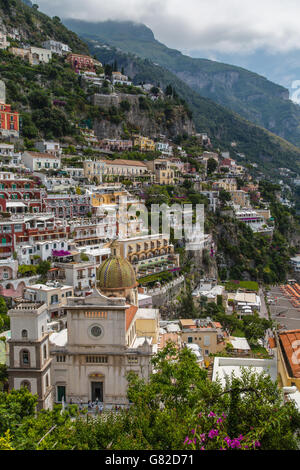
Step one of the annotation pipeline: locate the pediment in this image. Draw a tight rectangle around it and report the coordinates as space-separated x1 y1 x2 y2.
79 288 126 307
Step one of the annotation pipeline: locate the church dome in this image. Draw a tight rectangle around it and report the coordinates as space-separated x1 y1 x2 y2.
96 255 137 291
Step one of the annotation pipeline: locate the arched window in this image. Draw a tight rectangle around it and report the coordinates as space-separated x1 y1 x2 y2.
21 329 28 339
20 380 31 392
20 349 30 367
46 374 49 388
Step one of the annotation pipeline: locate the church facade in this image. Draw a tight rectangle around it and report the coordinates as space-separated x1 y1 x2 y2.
8 245 159 408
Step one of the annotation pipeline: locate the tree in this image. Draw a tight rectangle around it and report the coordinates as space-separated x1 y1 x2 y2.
219 189 232 207
18 265 37 277
36 261 51 278
0 297 9 333
0 348 299 450
177 283 198 318
207 158 218 175
242 315 272 344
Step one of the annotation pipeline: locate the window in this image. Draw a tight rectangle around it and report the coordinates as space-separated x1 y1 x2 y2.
43 345 47 360
45 374 49 388
85 356 108 363
128 356 138 364
20 380 31 392
50 294 59 304
188 337 193 344
56 355 66 363
20 350 30 366
21 329 28 339
204 336 210 347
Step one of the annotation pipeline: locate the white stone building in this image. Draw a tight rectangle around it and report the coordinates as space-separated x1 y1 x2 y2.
22 151 61 171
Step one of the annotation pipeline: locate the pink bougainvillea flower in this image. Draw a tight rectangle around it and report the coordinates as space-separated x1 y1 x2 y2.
208 429 219 439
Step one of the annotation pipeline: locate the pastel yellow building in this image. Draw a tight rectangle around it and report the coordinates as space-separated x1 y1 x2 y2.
84 159 148 183
213 179 237 192
180 319 226 358
135 309 160 345
229 190 250 208
145 159 175 185
133 135 156 152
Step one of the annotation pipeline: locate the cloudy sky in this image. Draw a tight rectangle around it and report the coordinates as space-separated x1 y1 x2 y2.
36 0 300 55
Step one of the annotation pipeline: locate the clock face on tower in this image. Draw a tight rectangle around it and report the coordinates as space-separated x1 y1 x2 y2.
89 325 103 338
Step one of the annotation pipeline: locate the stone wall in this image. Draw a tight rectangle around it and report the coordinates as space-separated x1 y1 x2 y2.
0 80 5 104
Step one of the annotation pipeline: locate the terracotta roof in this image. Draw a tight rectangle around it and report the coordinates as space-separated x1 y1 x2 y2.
107 159 147 167
27 152 60 159
268 338 276 349
179 319 195 328
126 305 138 332
279 330 300 378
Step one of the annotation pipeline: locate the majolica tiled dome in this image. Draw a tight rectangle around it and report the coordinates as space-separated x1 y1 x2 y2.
96 255 137 291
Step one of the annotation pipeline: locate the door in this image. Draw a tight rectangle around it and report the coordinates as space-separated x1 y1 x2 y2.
91 382 103 402
57 385 66 402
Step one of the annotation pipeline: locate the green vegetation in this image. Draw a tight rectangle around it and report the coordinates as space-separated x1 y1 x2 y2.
224 281 259 292
0 345 299 450
211 213 292 283
138 271 174 286
0 297 9 334
65 19 300 148
72 30 300 173
0 0 88 54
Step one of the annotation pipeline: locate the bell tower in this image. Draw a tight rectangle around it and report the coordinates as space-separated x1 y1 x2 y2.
7 302 53 411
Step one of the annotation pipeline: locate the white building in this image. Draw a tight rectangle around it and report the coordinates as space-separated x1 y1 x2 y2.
0 32 10 50
212 356 277 388
235 210 268 233
7 302 53 411
16 239 69 265
291 256 300 273
29 47 52 65
42 40 71 56
35 141 61 157
111 72 132 86
0 143 14 155
22 151 61 171
54 261 97 294
156 142 173 157
24 283 74 320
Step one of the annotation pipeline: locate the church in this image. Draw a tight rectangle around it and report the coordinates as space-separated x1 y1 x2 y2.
7 242 159 409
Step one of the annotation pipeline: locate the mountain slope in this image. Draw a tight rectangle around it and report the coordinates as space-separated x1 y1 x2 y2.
85 40 300 173
64 19 300 148
1 2 300 174
0 0 88 55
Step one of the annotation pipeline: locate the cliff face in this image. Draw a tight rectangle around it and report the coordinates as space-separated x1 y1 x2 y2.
93 93 195 139
64 19 300 147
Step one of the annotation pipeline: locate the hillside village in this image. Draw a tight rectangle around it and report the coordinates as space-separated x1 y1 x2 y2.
0 0 300 452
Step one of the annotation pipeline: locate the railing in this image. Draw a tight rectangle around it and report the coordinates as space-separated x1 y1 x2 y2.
145 276 185 295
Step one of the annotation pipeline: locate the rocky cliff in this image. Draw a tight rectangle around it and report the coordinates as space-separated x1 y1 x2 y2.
92 93 195 140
